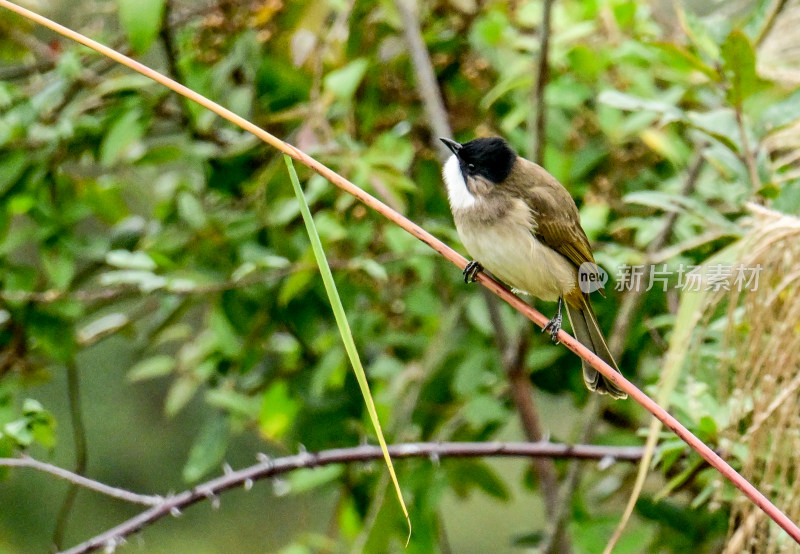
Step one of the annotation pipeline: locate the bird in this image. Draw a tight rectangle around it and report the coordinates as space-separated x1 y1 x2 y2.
440 136 626 399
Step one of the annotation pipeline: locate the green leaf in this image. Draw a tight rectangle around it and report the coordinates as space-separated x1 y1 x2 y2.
3 419 33 446
259 381 299 439
99 108 145 166
177 191 208 230
77 313 130 344
209 308 242 357
449 460 510 500
323 59 369 101
205 389 260 417
465 294 493 336
471 9 509 48
685 110 740 152
287 465 344 493
651 42 719 81
0 151 27 196
106 249 157 271
463 394 507 429
760 88 800 134
100 270 167 292
278 267 315 306
127 355 175 382
453 352 492 397
41 250 76 289
118 0 166 53
165 376 200 416
676 7 721 61
597 90 683 124
283 155 410 533
182 416 230 482
721 30 757 106
698 415 717 441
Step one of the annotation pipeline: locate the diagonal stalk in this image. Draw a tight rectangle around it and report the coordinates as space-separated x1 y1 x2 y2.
283 155 409 535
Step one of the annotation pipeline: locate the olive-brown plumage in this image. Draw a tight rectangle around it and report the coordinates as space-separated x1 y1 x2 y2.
441 137 626 399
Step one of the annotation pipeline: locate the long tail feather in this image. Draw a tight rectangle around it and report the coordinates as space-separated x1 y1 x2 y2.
565 295 627 399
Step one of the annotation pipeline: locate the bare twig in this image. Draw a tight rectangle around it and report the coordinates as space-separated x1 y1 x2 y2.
52 361 89 549
158 0 193 129
754 0 791 47
734 106 761 192
394 0 567 538
532 0 555 165
0 456 163 505
539 395 599 554
393 0 566 544
3 2 800 546
526 0 568 549
394 0 453 159
53 441 643 554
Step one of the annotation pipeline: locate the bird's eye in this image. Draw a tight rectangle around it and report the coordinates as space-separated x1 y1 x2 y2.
467 163 475 171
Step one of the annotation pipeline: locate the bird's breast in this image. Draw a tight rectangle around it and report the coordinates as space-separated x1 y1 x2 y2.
453 199 576 302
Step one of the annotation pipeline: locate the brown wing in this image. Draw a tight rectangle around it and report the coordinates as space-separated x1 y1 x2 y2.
508 159 596 269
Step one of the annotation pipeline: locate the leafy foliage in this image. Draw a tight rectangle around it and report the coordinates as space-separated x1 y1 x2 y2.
2 0 800 551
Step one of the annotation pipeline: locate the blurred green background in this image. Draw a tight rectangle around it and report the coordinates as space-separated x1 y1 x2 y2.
2 0 800 552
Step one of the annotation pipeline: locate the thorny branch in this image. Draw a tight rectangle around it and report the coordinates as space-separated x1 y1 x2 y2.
31 441 645 554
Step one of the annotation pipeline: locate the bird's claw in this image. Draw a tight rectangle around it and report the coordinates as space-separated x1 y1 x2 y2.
542 312 562 344
463 261 483 283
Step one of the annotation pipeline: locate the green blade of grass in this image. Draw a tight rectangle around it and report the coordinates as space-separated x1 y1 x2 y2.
283 155 410 535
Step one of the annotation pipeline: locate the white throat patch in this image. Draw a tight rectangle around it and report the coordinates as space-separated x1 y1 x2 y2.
442 154 476 209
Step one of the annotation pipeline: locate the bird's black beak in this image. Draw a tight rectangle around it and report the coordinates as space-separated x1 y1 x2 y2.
440 137 462 157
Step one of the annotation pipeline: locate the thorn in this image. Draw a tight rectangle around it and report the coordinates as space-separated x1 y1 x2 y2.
598 455 615 471
244 478 254 491
429 452 440 467
272 477 290 497
256 452 271 464
103 537 125 554
222 462 233 475
169 506 182 517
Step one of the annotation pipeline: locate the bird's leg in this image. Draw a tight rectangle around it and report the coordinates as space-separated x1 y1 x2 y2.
542 297 563 344
463 260 483 283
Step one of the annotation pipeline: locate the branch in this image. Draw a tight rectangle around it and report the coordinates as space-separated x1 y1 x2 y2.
394 0 453 159
734 105 761 192
394 0 564 542
532 0 555 164
524 0 568 549
3 1 800 546
52 361 89 549
754 0 791 47
52 441 643 554
0 456 163 505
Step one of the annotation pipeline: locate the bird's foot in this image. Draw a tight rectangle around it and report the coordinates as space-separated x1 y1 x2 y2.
542 312 563 344
463 261 483 283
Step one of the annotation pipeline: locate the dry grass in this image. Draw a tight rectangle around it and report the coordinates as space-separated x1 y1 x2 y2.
704 205 800 553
